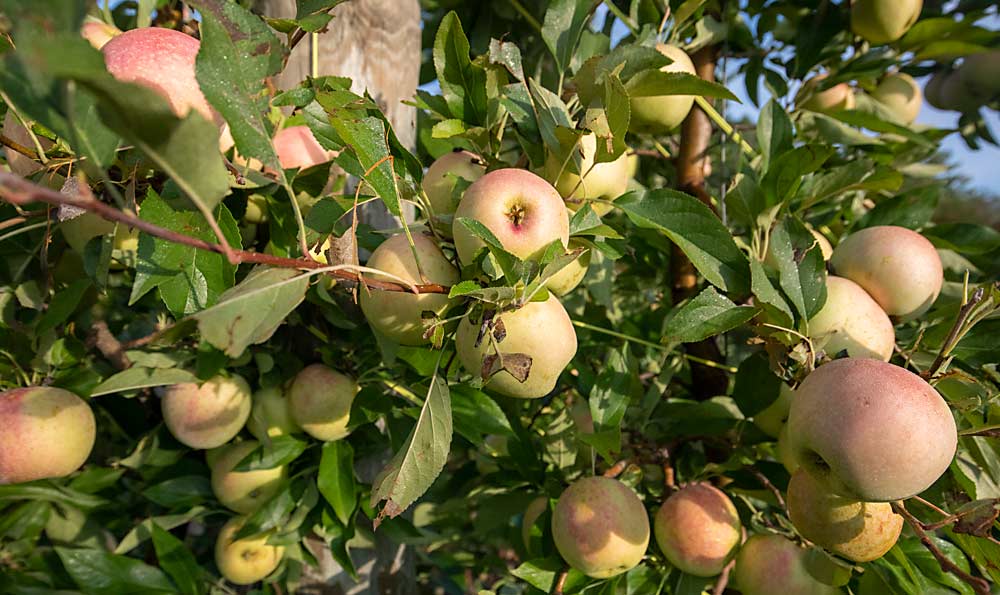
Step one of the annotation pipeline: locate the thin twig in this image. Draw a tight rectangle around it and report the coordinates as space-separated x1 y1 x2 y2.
924 288 986 379
891 501 990 595
0 134 39 161
712 558 735 595
747 466 786 514
0 210 44 232
0 172 449 294
602 460 629 478
552 568 568 595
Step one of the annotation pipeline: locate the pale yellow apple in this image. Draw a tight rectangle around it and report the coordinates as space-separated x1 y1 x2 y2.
798 74 856 113
551 476 649 578
546 239 591 296
422 149 485 234
209 441 287 514
287 364 357 441
0 387 96 484
629 44 697 133
359 233 459 345
161 375 252 450
807 276 895 362
215 517 284 585
545 134 633 215
851 0 922 45
872 72 922 124
753 384 795 439
81 17 121 50
455 295 577 399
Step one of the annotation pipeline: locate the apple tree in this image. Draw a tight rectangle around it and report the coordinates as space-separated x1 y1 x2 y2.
0 0 999 594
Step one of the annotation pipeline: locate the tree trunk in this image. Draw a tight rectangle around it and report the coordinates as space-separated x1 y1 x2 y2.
253 1 421 593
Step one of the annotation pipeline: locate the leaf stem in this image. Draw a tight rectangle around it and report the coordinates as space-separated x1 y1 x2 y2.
602 0 639 36
506 0 543 33
693 96 756 157
571 319 737 372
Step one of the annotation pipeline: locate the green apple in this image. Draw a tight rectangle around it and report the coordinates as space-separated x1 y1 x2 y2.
546 239 591 296
545 134 633 215
629 44 697 133
215 517 284 585
0 387 96 483
209 441 287 514
359 233 459 345
734 534 840 595
850 0 922 45
551 476 649 579
287 364 357 441
786 357 957 501
422 149 485 234
798 75 856 113
872 72 922 124
753 384 795 439
246 386 299 441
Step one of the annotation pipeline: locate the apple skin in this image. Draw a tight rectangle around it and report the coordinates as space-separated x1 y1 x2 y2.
734 534 841 595
3 111 54 177
629 44 697 133
273 125 336 171
787 357 957 502
246 387 299 442
81 18 120 50
777 423 799 474
0 387 96 484
958 50 1000 101
422 149 485 233
287 364 358 441
654 483 742 577
753 384 795 438
102 28 216 123
551 476 650 579
799 75 856 113
453 168 569 264
545 134 633 215
546 239 591 296
215 517 284 585
807 276 895 362
925 70 984 113
359 233 460 345
850 0 922 45
787 469 902 562
872 72 922 124
830 225 943 320
243 194 269 224
209 441 287 514
455 295 577 399
521 496 549 552
161 375 252 450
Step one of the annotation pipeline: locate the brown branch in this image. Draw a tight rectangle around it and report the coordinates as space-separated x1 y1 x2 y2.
0 210 44 232
0 172 449 294
602 459 629 478
712 558 735 595
747 466 787 514
923 288 986 379
891 501 990 595
552 568 568 595
88 320 131 370
0 133 39 161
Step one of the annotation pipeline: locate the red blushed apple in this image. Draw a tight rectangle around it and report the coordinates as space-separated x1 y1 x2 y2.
102 27 217 124
453 168 569 264
273 125 337 171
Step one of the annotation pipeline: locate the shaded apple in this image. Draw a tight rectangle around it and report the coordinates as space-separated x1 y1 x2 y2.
798 74 856 113
734 534 841 595
545 134 633 215
453 168 569 264
850 0 922 45
629 44 697 133
872 72 922 124
209 441 287 514
551 476 650 578
246 386 299 441
546 239 591 296
753 383 795 439
161 375 252 450
81 17 120 50
786 357 957 501
422 149 485 234
288 364 358 441
654 483 742 577
215 517 284 585
958 50 1000 103
787 469 902 562
807 276 895 362
830 225 943 319
0 387 96 484
455 295 577 399
521 495 549 552
359 233 460 345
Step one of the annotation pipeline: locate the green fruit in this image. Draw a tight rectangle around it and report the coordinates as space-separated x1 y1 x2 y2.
288 364 357 441
246 386 299 441
734 534 841 595
629 44 697 133
850 0 922 45
214 517 284 585
209 441 287 514
872 72 922 124
753 384 794 438
422 149 485 235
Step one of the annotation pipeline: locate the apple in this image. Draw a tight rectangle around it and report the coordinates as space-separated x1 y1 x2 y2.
455 295 577 399
161 375 252 450
925 70 983 113
273 125 337 172
551 476 650 579
734 534 840 595
776 423 799 474
958 50 1000 102
452 168 569 265
753 384 795 438
546 239 591 296
246 386 299 441
787 469 902 562
359 233 460 345
215 517 284 585
807 276 895 362
521 496 549 552
544 134 633 215
629 44 697 133
850 0 922 45
287 364 358 441
209 441 287 514
798 74 856 113
81 17 120 50
3 111 54 177
243 194 269 224
786 357 957 501
422 149 485 234
0 387 96 484
654 483 741 577
872 72 922 124
102 27 217 123
830 225 943 320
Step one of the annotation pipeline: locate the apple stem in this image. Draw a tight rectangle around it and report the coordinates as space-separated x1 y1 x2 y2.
711 558 735 595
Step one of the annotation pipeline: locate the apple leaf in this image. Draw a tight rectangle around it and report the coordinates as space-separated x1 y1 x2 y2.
541 0 592 74
769 217 827 322
56 547 176 594
90 367 198 397
663 286 758 344
318 441 357 526
433 11 487 124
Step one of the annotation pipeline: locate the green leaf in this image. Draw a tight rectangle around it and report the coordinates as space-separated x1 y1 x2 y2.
191 267 310 358
56 547 176 595
664 286 758 344
749 259 794 328
757 100 794 172
90 367 198 397
511 557 587 592
188 0 286 172
586 346 636 461
624 71 740 102
616 190 750 295
150 524 203 595
770 218 827 321
450 385 515 446
115 508 209 555
433 12 487 124
233 434 309 471
541 0 592 74
142 476 212 509
318 441 357 526
925 224 1000 256
36 279 91 334
761 145 834 208
371 375 452 524
129 190 240 318
732 352 783 418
